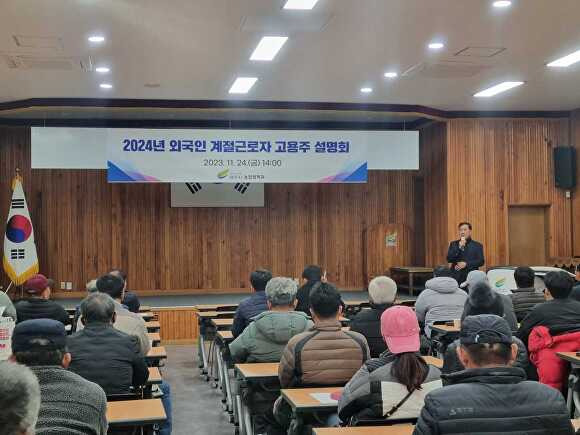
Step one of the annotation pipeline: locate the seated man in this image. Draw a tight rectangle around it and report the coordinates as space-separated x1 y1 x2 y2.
0 361 40 435
414 315 573 435
9 319 107 434
110 269 141 313
415 266 467 337
78 274 150 355
518 271 580 348
14 274 69 326
295 265 323 314
232 269 272 338
510 266 544 322
229 277 312 363
68 292 149 395
349 276 398 357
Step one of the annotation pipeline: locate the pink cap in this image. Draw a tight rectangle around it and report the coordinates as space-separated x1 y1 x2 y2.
380 305 420 354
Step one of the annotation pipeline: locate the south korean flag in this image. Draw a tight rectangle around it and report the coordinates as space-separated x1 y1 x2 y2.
3 175 39 285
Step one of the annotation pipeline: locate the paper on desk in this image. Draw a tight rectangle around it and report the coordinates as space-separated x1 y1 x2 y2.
310 393 338 404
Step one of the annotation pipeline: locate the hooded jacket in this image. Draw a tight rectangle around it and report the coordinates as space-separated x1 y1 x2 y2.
229 310 313 363
415 278 467 337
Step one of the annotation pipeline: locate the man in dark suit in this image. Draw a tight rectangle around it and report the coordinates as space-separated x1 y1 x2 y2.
446 222 485 285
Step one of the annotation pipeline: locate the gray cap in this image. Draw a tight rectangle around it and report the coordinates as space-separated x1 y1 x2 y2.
460 270 488 289
460 314 512 345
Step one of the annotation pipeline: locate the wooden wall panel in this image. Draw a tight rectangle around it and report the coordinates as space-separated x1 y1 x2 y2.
0 126 421 292
572 110 580 257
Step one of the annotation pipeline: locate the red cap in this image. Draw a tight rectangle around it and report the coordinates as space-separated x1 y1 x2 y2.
380 305 420 354
24 274 49 294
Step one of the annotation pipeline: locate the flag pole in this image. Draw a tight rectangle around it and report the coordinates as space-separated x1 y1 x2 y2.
3 281 13 294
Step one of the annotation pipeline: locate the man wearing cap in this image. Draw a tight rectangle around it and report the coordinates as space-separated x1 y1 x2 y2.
14 274 70 326
349 276 398 357
414 314 573 434
9 319 108 434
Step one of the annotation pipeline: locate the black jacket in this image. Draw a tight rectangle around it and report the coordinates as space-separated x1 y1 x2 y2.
518 298 580 348
232 291 268 338
67 323 149 395
14 298 70 325
122 291 141 313
446 239 485 284
570 284 580 302
295 281 319 315
414 367 573 435
511 287 545 322
349 304 392 358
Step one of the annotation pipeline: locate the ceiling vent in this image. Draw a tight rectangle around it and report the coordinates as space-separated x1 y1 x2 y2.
2 54 93 71
402 61 490 79
454 46 506 58
12 35 64 50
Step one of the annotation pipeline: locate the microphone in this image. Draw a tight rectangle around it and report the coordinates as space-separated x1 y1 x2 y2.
459 236 466 251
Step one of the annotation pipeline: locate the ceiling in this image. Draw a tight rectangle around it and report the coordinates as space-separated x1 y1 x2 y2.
0 0 579 113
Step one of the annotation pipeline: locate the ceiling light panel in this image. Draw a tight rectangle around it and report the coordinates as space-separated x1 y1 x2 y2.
473 81 523 97
250 36 288 61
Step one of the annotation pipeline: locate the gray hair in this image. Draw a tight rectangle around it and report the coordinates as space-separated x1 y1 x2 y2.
86 279 98 293
265 277 298 307
0 361 40 435
80 292 115 324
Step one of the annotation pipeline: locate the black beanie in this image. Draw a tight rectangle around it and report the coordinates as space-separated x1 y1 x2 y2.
463 281 504 318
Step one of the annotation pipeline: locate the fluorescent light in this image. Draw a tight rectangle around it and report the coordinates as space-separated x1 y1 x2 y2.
88 35 105 43
493 1 512 8
229 77 258 94
428 42 444 50
473 81 524 97
250 36 288 61
95 66 110 73
99 83 113 89
384 71 398 78
360 87 373 93
547 49 580 68
283 0 319 9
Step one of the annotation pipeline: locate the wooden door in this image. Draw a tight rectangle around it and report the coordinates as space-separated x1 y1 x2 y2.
508 206 548 266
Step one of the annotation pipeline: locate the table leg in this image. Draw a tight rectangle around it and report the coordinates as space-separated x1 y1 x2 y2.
199 334 208 375
223 359 233 413
242 402 254 435
234 393 243 434
409 272 414 297
288 411 303 435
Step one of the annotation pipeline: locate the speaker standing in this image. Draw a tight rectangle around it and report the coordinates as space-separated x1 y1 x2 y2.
446 222 485 285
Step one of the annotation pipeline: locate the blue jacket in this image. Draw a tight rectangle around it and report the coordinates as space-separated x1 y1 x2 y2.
232 291 268 337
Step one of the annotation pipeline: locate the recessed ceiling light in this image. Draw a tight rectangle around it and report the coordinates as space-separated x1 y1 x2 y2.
493 0 512 7
473 81 524 97
88 35 105 43
95 66 110 73
99 83 113 89
229 77 258 94
283 0 319 9
384 72 398 78
250 36 288 61
428 42 445 50
360 87 373 93
547 49 580 68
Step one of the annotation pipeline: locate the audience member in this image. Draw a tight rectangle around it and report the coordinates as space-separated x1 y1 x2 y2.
570 280 580 302
413 315 573 435
78 274 150 355
443 281 529 379
110 269 141 313
0 361 40 435
14 274 69 326
10 319 107 434
72 279 99 331
229 277 312 363
349 276 397 357
518 271 580 347
295 265 323 314
339 306 442 425
0 288 17 321
68 293 149 395
511 266 544 322
232 269 272 337
415 266 467 337
461 270 517 330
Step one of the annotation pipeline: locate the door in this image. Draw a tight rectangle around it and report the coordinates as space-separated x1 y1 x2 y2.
508 206 548 266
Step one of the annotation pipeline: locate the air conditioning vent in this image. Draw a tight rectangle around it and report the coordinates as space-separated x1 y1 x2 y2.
455 46 506 58
1 54 93 71
402 61 489 78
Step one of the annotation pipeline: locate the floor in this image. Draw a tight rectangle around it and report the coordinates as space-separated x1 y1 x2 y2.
163 345 233 435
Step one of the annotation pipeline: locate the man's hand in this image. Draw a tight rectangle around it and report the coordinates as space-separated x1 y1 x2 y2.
459 237 467 248
455 261 467 270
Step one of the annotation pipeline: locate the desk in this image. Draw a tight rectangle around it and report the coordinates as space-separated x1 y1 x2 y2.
106 398 166 428
146 346 167 367
140 312 155 321
147 367 162 385
572 419 580 431
139 306 152 313
197 311 236 319
422 356 443 369
212 318 234 329
281 386 343 433
557 352 580 417
148 332 161 347
430 320 461 334
194 304 239 312
390 267 434 296
314 427 414 435
217 330 234 343
145 321 161 332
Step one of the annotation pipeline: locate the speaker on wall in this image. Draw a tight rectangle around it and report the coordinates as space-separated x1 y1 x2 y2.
553 146 576 189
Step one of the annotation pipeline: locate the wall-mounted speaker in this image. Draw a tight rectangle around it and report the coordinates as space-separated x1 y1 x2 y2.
553 146 576 189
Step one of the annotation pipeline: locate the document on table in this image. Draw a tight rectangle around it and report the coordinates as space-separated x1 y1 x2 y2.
310 392 339 404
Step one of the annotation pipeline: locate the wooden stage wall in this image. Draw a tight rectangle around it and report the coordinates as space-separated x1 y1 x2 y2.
0 126 421 293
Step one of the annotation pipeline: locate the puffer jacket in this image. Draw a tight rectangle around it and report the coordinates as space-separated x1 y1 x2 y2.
528 325 580 391
413 367 574 435
339 352 442 423
415 278 467 337
278 320 369 388
442 336 529 381
349 303 393 358
511 287 545 323
232 291 268 337
229 310 313 363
